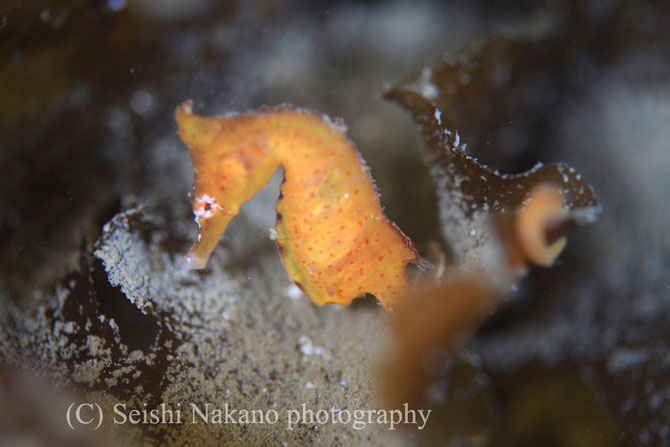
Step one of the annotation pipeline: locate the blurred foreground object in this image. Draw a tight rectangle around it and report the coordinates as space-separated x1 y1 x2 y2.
382 30 601 426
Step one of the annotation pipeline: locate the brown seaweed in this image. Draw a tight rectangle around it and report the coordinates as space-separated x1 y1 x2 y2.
384 32 600 265
382 32 602 414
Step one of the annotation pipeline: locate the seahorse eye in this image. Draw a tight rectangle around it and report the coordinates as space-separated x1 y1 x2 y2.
193 194 221 221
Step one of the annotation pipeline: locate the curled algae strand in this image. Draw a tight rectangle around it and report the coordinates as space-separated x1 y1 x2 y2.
175 100 420 308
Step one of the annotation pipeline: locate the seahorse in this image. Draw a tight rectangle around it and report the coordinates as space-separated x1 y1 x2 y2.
175 101 419 308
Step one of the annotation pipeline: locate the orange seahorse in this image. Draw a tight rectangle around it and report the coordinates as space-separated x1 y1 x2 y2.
175 101 420 308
